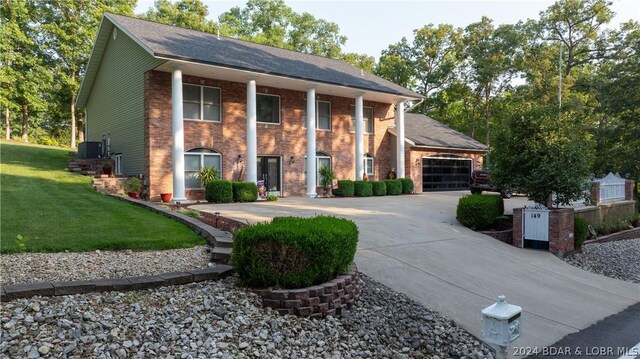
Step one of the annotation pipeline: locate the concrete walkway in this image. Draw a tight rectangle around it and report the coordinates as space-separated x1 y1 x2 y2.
191 192 639 353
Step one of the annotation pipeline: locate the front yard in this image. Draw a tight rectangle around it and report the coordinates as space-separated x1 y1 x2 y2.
0 141 204 253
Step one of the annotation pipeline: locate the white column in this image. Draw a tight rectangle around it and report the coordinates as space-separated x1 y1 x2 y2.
395 100 405 178
171 67 187 203
354 94 364 180
246 80 257 183
305 87 317 197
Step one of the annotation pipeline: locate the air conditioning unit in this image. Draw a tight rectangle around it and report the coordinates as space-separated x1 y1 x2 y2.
77 141 103 159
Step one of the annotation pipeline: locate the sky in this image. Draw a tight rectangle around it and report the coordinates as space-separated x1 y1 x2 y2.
134 0 640 58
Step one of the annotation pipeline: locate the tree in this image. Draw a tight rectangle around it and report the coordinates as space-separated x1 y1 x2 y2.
143 0 216 32
340 52 375 73
1 0 51 143
540 0 614 76
491 104 593 207
376 38 414 88
38 0 135 149
463 17 521 149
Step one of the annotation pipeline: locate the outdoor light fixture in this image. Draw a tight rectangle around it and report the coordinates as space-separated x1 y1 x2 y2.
236 154 243 163
289 156 295 164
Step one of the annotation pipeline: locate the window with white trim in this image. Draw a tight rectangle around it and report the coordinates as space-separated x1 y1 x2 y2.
184 148 222 189
350 106 374 133
302 100 332 130
364 153 374 176
316 152 332 186
183 84 221 122
257 93 280 124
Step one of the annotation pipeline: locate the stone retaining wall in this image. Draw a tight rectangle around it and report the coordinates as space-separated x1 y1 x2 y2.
585 227 640 244
575 200 636 226
254 270 361 318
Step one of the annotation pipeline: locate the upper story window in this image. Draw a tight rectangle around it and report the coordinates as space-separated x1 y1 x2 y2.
183 84 221 122
316 101 331 130
257 93 280 124
185 148 221 189
350 106 374 134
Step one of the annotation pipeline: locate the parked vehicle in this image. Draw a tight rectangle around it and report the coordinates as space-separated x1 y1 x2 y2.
470 170 512 198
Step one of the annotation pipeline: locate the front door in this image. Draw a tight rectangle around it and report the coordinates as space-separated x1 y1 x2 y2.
257 156 281 195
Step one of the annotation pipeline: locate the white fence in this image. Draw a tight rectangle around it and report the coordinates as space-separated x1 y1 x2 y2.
523 203 550 242
593 172 626 203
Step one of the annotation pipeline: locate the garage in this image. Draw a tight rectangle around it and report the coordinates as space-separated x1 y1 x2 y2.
422 156 472 192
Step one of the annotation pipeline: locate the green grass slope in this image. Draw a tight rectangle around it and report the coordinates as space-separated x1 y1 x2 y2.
0 141 204 253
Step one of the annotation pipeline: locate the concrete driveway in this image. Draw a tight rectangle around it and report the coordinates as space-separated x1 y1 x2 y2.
191 192 640 352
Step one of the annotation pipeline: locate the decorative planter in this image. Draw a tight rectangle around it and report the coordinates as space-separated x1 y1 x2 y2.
160 193 172 202
127 192 139 199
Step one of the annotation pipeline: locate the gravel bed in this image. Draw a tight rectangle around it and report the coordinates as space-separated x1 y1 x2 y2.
563 238 640 283
0 246 211 285
0 275 492 358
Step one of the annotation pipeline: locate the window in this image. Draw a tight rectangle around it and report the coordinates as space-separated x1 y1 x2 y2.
364 154 374 176
114 154 122 176
316 152 332 186
184 148 222 189
257 94 280 124
183 84 221 122
350 106 374 133
316 101 331 130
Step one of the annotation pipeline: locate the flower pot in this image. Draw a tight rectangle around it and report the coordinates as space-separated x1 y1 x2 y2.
103 167 112 175
128 192 139 199
160 193 172 202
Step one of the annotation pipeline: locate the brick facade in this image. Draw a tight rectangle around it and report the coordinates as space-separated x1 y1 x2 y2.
144 70 395 201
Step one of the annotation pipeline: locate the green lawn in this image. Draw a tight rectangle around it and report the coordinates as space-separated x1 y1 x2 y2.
0 141 204 253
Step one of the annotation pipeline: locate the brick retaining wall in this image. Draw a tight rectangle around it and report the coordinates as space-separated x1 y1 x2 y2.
253 270 361 318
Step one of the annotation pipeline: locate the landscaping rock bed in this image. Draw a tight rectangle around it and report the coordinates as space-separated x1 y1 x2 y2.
0 246 211 285
0 275 492 358
563 238 640 283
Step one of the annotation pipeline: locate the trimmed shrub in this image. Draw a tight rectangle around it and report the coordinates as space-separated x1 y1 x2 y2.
574 216 589 249
371 181 387 196
205 180 233 203
456 194 504 230
353 181 373 197
332 180 355 197
400 178 414 194
232 216 359 288
232 181 258 202
492 216 512 231
384 179 402 195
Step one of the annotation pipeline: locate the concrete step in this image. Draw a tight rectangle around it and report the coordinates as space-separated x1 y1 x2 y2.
215 236 233 248
211 247 232 264
81 170 97 176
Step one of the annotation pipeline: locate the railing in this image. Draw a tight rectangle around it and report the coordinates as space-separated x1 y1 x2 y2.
593 172 626 203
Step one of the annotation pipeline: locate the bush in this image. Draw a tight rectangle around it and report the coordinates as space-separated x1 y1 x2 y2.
400 178 414 194
205 180 233 203
493 216 512 231
574 216 589 249
371 181 387 196
384 179 402 195
177 208 202 219
198 165 220 186
353 181 373 197
123 177 143 193
456 194 505 230
232 216 359 288
232 181 258 202
266 194 279 201
332 180 354 197
592 220 633 236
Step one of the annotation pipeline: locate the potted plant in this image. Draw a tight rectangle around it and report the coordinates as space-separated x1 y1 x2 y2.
160 193 172 202
123 177 143 199
198 165 220 186
319 165 335 197
102 160 112 176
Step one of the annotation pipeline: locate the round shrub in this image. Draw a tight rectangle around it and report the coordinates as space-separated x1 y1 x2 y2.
574 216 589 249
400 178 414 194
205 180 233 203
353 180 373 197
371 181 387 196
384 179 402 195
232 216 359 288
232 181 258 202
456 194 504 230
332 180 354 197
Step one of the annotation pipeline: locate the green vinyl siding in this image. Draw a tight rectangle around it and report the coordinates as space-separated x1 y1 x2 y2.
85 26 164 175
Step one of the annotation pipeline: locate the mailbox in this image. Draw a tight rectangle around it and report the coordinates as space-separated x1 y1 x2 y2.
482 295 522 346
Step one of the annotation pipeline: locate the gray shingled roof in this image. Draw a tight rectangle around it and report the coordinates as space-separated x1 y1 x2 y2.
107 13 422 99
403 113 488 151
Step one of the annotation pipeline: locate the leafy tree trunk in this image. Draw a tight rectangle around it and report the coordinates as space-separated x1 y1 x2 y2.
70 92 76 149
78 116 84 143
21 104 28 143
4 108 10 140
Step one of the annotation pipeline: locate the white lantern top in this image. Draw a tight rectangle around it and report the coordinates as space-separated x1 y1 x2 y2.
482 295 522 320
